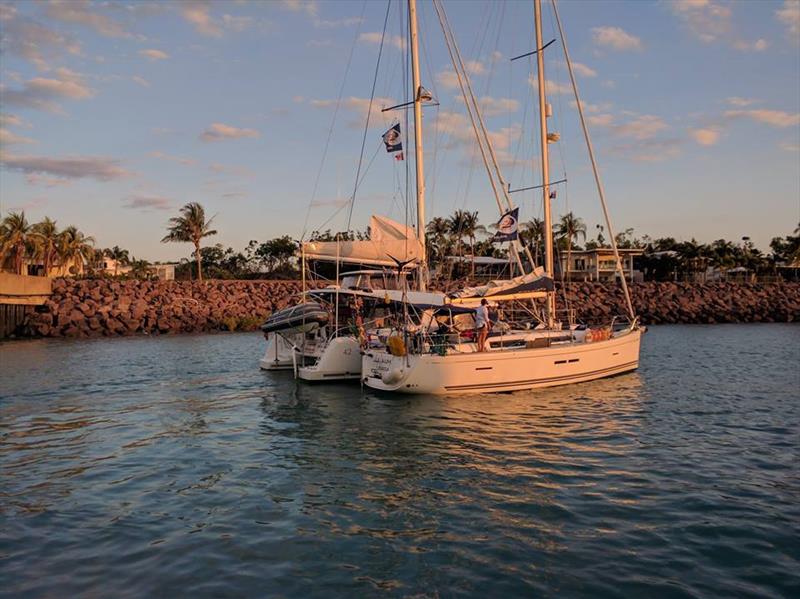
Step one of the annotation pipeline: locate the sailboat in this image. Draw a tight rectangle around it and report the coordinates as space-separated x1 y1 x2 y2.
361 0 643 395
260 0 443 379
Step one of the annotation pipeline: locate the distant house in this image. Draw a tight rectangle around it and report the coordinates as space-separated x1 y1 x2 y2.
558 248 644 282
443 255 514 279
100 257 132 277
148 263 176 281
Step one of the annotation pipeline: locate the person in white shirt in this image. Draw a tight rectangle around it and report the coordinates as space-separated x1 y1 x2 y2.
475 298 490 352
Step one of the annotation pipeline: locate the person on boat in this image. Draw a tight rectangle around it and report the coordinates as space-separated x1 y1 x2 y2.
475 298 490 352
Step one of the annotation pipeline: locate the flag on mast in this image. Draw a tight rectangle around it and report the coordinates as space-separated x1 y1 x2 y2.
492 207 519 242
382 123 403 153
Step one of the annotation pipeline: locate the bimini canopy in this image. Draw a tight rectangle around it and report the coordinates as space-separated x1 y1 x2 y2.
302 215 423 267
448 267 554 304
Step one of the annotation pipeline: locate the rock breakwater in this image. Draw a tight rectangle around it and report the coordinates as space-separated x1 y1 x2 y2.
15 279 800 339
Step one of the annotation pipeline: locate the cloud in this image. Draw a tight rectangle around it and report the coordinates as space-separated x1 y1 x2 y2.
45 0 132 39
669 1 772 51
529 76 572 95
0 11 82 69
724 109 800 128
566 61 597 77
436 62 486 90
667 0 731 43
314 16 364 29
131 76 150 87
358 31 406 50
148 151 195 166
436 69 460 90
455 96 519 117
1 152 131 181
587 114 615 127
1 68 94 113
780 142 800 152
612 138 683 162
592 26 642 51
209 163 255 177
139 48 169 61
613 114 669 140
309 96 396 128
0 113 29 128
200 123 261 142
122 195 172 211
733 38 768 52
281 0 319 18
0 128 36 145
222 14 254 32
776 0 800 40
180 1 222 37
572 100 614 114
221 191 246 199
726 96 758 107
689 127 721 145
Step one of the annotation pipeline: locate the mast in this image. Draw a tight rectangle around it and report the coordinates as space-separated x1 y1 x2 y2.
409 0 427 291
534 0 556 327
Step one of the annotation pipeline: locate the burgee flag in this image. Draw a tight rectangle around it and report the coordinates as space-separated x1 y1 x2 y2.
382 123 403 153
492 207 519 242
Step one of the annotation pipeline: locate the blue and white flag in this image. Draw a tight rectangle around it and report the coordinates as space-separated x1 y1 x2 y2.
492 207 519 242
382 123 402 153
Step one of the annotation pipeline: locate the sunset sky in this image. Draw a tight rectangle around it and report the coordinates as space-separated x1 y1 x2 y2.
1 0 798 262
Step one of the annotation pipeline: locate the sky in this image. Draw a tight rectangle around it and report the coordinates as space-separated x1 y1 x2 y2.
1 0 799 262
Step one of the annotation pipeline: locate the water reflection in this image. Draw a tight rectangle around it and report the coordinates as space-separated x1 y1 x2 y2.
1 327 798 598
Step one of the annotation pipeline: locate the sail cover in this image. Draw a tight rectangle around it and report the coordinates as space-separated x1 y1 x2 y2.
302 215 423 267
449 267 554 303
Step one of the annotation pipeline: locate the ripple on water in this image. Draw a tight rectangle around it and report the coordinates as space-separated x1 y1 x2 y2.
1 325 799 597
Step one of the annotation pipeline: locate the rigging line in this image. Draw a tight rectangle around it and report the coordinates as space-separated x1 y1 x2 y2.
346 0 392 232
301 0 369 241
551 0 635 322
438 0 533 271
434 0 523 274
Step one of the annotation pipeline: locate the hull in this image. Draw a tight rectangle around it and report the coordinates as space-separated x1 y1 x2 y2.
259 332 299 370
297 336 362 381
362 328 641 395
259 332 324 371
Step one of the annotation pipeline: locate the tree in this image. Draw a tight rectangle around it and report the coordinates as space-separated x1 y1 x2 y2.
104 245 130 276
128 257 152 279
447 210 482 276
425 217 451 265
556 212 586 281
161 202 217 281
58 226 96 275
0 211 33 275
31 217 60 276
520 218 545 265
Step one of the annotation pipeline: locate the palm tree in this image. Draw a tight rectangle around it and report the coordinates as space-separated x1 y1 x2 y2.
104 245 130 276
556 212 586 281
447 210 482 276
58 226 96 275
31 217 60 276
161 202 217 281
520 218 545 265
0 211 33 275
425 217 451 265
128 257 152 279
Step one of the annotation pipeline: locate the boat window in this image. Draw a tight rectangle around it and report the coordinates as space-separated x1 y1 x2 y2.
341 274 371 289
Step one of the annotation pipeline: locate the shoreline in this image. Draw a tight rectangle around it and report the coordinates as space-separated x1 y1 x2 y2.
4 278 799 340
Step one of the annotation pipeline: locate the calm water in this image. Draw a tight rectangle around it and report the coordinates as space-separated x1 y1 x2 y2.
1 325 798 598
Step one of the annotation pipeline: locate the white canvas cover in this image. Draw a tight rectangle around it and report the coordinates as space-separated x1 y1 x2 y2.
449 267 552 300
302 215 423 267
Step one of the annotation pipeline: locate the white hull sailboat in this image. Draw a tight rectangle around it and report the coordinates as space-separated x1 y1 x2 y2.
363 328 640 394
362 0 643 396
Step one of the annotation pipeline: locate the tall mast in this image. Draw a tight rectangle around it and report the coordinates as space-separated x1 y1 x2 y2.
409 0 427 291
534 0 555 327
